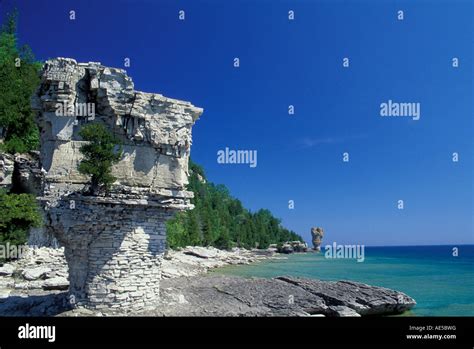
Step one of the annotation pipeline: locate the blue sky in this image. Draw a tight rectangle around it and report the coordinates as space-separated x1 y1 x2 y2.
1 0 472 245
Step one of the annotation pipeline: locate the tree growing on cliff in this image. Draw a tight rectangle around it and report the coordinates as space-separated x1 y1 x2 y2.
78 123 123 194
0 10 41 154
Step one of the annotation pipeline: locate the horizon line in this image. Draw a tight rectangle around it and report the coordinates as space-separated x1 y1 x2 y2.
310 243 474 248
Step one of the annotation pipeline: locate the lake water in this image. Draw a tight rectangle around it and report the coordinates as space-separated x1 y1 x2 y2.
213 245 474 316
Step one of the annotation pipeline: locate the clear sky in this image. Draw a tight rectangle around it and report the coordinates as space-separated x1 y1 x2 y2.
1 0 472 245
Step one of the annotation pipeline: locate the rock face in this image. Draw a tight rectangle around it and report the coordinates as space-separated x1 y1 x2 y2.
0 152 14 190
31 58 203 311
311 227 324 251
11 152 44 195
0 151 43 194
32 58 202 193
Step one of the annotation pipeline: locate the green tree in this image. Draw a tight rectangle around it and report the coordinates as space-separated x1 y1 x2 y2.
214 226 231 250
185 210 202 246
166 212 187 249
0 10 43 257
78 123 122 194
0 189 42 260
0 10 41 153
166 158 303 250
201 209 214 246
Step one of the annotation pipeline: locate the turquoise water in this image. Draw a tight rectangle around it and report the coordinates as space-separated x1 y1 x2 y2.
213 245 474 316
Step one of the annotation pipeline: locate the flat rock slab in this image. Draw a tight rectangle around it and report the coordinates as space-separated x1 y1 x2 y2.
153 275 415 317
42 277 69 291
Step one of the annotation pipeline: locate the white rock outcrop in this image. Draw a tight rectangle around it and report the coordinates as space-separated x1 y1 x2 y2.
31 58 203 311
0 152 14 190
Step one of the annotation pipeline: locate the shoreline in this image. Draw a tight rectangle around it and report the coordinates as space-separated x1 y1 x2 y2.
0 245 416 317
0 245 292 306
161 245 290 279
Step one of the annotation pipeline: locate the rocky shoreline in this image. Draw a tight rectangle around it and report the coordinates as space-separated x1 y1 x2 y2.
0 246 416 317
162 246 283 279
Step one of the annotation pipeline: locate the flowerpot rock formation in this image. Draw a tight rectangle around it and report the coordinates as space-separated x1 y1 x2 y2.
311 227 324 252
31 58 203 311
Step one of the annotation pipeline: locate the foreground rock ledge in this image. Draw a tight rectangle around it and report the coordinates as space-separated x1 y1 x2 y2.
154 275 416 317
0 274 415 317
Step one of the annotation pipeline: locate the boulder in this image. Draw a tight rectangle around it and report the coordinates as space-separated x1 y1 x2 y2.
183 246 220 259
42 277 69 290
0 264 14 277
12 152 43 195
22 267 51 281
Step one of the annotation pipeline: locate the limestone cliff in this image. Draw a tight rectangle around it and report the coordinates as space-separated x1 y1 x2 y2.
32 57 203 204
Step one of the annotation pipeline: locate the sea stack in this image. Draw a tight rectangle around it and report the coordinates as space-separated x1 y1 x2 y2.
31 58 203 311
311 227 324 252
